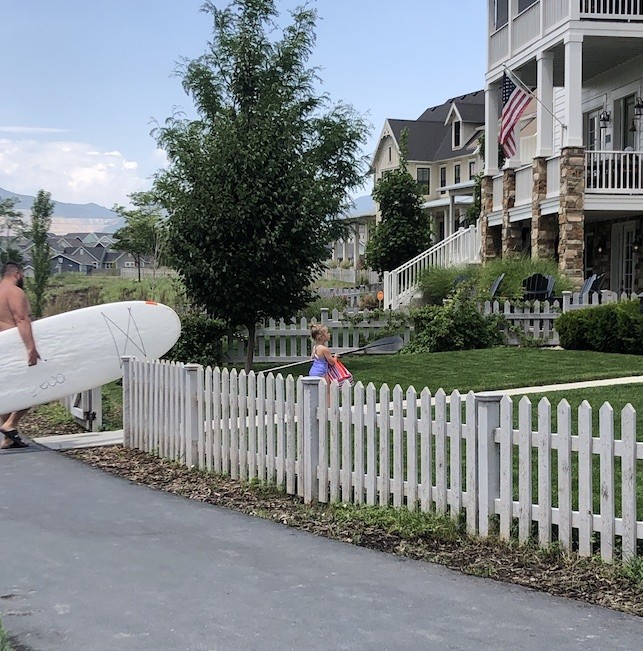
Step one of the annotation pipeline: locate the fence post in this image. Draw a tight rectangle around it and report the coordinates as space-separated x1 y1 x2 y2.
302 376 322 504
121 356 133 448
561 290 571 313
476 394 502 537
184 363 203 468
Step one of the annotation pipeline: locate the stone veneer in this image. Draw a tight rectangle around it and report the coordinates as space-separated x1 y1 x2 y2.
530 157 557 259
558 146 585 288
480 175 501 260
501 169 522 257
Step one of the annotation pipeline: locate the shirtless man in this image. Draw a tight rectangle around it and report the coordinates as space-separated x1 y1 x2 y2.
0 262 41 449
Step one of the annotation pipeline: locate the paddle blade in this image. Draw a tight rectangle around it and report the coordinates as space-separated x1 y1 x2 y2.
363 335 404 354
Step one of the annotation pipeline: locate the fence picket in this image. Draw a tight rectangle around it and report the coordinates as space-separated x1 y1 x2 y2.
286 377 296 494
578 402 593 556
419 388 432 513
238 371 248 480
406 387 418 510
248 372 257 480
434 389 447 514
599 403 615 562
341 382 353 503
318 379 329 503
213 368 222 473
257 373 266 481
449 391 462 520
378 384 391 506
266 374 276 483
329 382 341 502
465 393 477 533
296 377 304 497
353 382 365 505
499 396 514 541
518 397 533 543
538 398 552 546
621 405 637 561
222 369 230 474
276 375 285 487
365 384 377 505
557 400 573 551
392 386 404 508
204 367 213 472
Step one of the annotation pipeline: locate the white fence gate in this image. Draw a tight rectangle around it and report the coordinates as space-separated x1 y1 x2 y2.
123 358 642 562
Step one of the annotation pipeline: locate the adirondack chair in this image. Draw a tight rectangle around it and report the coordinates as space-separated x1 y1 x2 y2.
578 273 605 304
579 274 597 296
489 273 505 299
522 273 552 301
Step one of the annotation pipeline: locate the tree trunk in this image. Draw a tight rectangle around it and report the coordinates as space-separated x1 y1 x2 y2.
245 322 256 373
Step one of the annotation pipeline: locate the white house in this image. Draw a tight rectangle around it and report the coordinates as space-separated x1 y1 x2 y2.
483 0 643 293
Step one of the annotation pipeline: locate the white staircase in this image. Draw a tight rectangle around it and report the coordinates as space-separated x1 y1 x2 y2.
383 225 481 310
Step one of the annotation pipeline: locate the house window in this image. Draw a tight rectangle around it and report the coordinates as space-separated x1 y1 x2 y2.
469 160 476 179
416 168 430 194
584 109 600 151
518 0 537 12
495 0 508 29
619 94 636 150
439 166 447 188
453 121 461 148
454 164 461 185
388 146 392 162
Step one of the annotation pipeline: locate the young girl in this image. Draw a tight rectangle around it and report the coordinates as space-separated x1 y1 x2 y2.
309 324 338 379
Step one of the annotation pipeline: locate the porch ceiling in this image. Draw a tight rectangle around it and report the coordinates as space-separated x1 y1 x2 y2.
516 37 643 86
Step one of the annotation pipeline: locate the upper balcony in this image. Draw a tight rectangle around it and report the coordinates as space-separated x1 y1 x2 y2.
489 0 643 71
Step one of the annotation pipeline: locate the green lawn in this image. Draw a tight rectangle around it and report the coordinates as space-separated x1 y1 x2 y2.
342 348 643 394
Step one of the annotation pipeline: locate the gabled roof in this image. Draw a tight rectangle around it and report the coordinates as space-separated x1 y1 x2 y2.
375 89 485 166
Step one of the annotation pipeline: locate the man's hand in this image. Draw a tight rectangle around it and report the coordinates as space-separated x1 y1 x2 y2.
28 348 41 366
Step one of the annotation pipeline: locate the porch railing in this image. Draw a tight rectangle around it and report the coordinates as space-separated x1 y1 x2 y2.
383 225 481 311
586 150 643 193
580 0 643 19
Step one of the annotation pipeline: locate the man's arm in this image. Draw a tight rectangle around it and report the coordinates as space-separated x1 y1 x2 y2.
9 289 40 366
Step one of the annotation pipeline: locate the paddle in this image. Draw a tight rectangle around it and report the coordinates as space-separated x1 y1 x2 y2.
261 335 404 374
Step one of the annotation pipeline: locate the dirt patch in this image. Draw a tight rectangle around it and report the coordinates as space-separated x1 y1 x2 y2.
63 444 642 618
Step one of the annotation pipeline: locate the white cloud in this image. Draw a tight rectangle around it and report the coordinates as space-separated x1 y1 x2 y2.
0 138 154 207
0 126 69 135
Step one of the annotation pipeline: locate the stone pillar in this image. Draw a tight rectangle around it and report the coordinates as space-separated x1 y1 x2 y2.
558 146 586 288
531 157 556 259
501 169 521 257
480 175 501 261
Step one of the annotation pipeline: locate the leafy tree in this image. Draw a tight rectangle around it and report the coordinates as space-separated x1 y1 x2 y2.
365 130 431 275
0 197 25 266
27 190 54 318
112 191 167 282
152 0 368 371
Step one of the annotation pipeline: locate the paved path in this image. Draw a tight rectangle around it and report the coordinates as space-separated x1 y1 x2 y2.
1 444 642 650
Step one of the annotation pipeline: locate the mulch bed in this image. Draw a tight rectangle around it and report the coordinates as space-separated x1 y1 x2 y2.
58 443 642 618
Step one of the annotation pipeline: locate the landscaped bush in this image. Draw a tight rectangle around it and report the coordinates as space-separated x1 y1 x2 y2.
417 264 480 305
297 296 348 320
164 313 229 366
556 300 643 355
403 286 505 353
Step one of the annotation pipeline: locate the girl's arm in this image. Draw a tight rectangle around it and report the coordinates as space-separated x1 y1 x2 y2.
320 345 337 366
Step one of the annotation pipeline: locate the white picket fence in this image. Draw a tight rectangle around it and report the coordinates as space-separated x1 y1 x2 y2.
123 358 642 562
224 308 411 363
482 290 638 346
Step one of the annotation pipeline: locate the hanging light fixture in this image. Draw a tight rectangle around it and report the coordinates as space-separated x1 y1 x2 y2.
629 119 637 133
599 109 611 129
635 96 643 118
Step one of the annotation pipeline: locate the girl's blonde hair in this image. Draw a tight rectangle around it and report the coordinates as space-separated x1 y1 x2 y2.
310 324 328 341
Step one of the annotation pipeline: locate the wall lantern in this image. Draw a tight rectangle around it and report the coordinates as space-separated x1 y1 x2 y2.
635 96 643 118
599 109 611 128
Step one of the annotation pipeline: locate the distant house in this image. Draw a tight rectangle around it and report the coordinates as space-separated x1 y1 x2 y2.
371 91 485 242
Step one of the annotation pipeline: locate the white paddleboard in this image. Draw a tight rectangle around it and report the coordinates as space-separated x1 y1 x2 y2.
0 300 181 413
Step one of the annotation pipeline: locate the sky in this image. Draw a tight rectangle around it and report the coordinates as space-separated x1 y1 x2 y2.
0 0 486 209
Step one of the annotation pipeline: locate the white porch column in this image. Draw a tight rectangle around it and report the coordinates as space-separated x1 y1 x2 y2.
449 195 456 236
536 50 554 158
353 226 359 270
342 239 349 262
485 83 501 175
564 34 584 147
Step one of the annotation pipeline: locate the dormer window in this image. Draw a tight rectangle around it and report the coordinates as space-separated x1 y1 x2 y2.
453 121 462 149
494 0 508 29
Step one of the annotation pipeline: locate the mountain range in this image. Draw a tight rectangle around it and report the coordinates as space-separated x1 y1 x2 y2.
0 187 123 234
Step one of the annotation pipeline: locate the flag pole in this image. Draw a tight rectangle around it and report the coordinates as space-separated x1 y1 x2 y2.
502 65 567 131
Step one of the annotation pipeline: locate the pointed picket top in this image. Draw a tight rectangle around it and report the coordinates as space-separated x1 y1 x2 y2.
518 395 532 409
450 389 461 401
435 387 446 401
393 384 404 401
622 403 636 420
420 386 432 402
406 385 417 402
537 396 551 411
353 380 365 392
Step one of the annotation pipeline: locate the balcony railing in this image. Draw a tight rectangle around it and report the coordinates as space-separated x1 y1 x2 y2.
580 0 643 19
586 150 643 193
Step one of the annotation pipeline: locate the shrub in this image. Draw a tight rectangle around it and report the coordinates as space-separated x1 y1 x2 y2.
403 287 505 353
359 293 379 310
297 296 347 320
164 313 228 366
417 265 480 305
556 300 643 354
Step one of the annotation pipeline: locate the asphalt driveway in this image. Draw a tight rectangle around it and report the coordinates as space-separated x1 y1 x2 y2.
1 443 642 650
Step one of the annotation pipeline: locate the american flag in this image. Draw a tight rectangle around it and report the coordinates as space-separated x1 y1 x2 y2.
499 72 531 158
